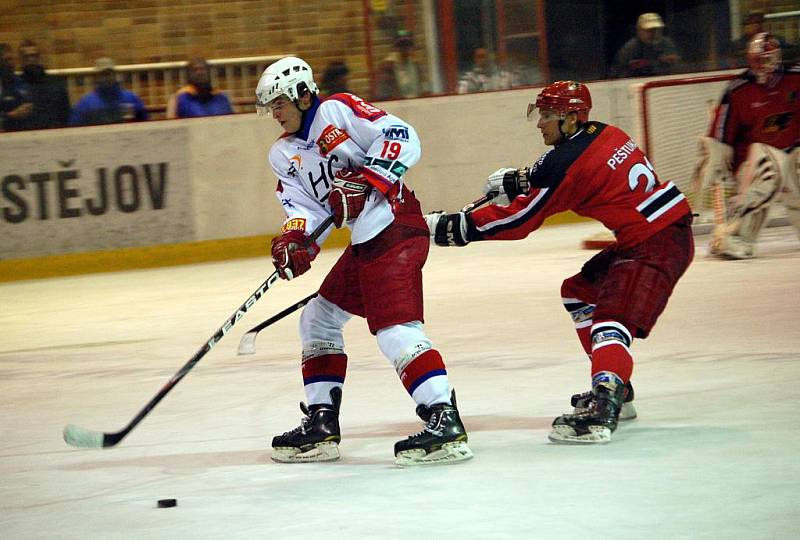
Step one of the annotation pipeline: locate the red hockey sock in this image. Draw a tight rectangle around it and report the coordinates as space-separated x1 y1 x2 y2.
590 320 634 383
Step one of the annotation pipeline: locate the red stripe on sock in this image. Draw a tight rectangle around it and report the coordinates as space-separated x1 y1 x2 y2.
400 350 445 392
302 354 348 382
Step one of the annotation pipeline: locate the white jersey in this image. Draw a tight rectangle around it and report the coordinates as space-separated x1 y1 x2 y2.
268 93 422 245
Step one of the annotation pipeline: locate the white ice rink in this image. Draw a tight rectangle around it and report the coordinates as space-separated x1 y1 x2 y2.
2 222 799 539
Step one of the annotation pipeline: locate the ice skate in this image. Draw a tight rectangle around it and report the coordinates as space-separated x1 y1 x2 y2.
394 390 473 466
570 380 637 421
549 380 626 444
271 387 342 463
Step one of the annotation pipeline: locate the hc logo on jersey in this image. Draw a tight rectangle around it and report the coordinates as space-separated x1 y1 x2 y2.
383 125 409 141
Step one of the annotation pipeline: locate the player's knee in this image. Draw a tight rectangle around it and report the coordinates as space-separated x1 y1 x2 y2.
299 296 350 349
376 321 432 372
561 274 596 318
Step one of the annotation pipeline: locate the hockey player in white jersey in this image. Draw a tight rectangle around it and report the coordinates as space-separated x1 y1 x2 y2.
255 57 472 466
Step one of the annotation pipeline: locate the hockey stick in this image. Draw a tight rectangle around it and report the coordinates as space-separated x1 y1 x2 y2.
63 216 334 449
461 191 497 213
237 291 318 355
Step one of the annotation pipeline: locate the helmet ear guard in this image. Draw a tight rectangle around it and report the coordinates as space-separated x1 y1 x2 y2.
255 56 319 115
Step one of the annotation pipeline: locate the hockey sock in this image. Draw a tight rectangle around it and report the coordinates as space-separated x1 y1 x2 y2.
302 353 347 405
399 349 450 407
590 320 634 383
561 279 597 357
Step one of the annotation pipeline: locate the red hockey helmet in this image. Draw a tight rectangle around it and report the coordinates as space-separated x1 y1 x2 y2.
528 81 592 123
747 32 781 84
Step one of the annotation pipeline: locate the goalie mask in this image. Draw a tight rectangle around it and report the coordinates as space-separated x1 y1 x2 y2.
255 56 319 116
747 32 782 85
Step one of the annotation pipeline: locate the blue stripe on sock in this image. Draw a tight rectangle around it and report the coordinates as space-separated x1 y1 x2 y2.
303 375 346 385
408 369 447 395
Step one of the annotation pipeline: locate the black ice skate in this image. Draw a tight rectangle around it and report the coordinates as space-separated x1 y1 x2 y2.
271 387 342 463
394 390 473 466
570 380 637 421
549 380 627 444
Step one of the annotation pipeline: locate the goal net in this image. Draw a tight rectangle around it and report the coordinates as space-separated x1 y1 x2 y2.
632 73 736 225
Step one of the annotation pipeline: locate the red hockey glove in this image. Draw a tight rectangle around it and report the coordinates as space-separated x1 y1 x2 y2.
271 229 317 281
329 169 372 228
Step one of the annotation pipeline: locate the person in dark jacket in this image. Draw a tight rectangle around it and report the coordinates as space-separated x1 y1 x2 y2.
166 57 233 118
0 42 32 131
15 39 71 130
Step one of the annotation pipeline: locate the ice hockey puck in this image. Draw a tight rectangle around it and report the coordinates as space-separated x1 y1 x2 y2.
157 498 177 508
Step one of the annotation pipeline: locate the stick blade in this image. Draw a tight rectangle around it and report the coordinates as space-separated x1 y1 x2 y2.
63 424 105 448
237 331 258 355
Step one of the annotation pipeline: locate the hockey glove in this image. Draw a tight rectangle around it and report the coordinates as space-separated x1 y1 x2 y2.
271 229 318 281
329 169 372 228
424 211 471 247
484 167 530 200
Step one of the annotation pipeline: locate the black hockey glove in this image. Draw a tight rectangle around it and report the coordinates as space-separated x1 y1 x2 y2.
484 167 530 200
424 211 471 247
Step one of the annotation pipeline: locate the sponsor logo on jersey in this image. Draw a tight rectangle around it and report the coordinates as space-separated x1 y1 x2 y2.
529 149 552 174
763 112 793 133
382 125 410 141
287 155 302 177
318 125 350 156
281 217 306 233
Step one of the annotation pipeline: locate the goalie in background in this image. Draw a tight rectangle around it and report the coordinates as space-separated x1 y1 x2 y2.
694 32 800 260
425 81 694 444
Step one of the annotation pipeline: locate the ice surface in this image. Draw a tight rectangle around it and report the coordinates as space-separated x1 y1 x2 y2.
1 222 798 539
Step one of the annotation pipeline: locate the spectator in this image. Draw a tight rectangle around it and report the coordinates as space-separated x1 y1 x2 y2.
320 60 350 96
611 12 681 78
729 10 788 67
0 43 32 132
375 29 425 100
16 39 71 130
457 47 515 94
70 58 148 126
166 57 233 119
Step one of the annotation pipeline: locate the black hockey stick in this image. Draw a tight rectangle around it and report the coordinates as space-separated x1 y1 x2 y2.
461 191 498 213
63 216 334 449
237 291 319 355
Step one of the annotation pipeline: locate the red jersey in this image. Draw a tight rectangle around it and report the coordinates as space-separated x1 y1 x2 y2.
467 122 691 249
708 64 800 169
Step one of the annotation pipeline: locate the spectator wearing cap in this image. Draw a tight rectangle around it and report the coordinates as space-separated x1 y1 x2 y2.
166 57 233 119
611 12 682 78
375 29 426 100
729 10 788 67
70 57 148 126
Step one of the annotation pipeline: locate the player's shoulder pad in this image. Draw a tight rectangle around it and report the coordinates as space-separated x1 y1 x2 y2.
322 93 387 121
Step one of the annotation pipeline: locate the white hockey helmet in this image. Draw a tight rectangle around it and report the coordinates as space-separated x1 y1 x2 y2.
255 56 318 115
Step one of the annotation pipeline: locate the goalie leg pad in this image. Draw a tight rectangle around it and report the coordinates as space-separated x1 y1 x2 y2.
692 136 734 217
785 148 800 238
711 143 785 258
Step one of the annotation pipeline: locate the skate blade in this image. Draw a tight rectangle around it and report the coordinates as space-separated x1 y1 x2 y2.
395 441 473 467
573 402 637 421
548 425 612 445
271 441 340 463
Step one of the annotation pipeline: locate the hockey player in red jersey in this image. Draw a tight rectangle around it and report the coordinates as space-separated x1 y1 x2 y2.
426 81 694 443
697 32 800 259
255 57 471 465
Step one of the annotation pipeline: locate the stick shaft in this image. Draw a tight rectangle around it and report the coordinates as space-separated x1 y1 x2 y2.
73 216 334 448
